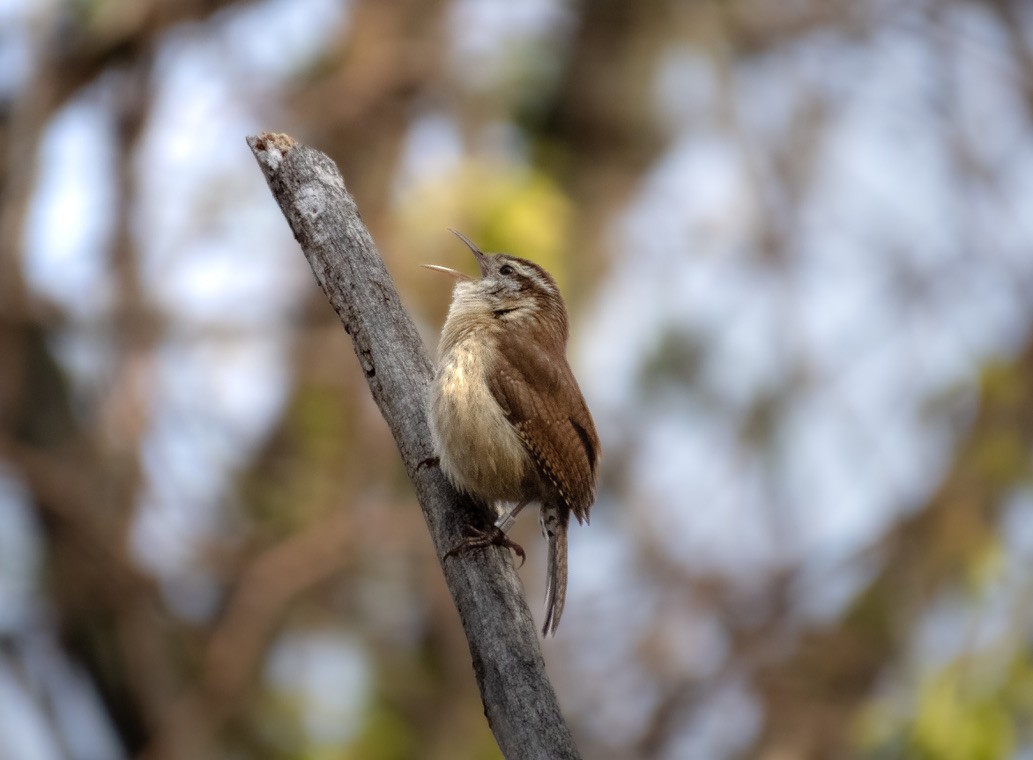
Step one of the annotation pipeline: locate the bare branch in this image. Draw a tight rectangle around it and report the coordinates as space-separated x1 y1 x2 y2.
246 132 581 760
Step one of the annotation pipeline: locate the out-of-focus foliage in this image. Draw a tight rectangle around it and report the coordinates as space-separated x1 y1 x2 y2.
2 1 1033 759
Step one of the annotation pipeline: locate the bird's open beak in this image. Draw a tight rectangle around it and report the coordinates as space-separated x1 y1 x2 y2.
423 229 489 280
422 264 470 280
452 229 491 276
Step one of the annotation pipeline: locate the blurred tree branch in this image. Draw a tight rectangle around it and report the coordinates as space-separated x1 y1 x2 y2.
751 341 1033 758
140 508 356 760
0 0 247 312
246 131 581 760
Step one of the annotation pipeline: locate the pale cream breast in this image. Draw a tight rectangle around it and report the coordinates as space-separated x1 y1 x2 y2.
430 338 531 502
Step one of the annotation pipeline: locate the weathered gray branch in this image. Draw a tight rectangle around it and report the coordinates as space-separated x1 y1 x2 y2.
246 132 581 760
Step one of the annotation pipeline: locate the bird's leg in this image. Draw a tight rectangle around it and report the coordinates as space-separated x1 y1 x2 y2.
444 528 526 567
494 499 531 533
445 501 530 567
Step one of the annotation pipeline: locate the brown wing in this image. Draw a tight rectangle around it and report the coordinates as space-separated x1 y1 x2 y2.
487 336 600 524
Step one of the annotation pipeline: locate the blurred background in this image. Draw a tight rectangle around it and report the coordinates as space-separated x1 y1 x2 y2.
2 0 1033 758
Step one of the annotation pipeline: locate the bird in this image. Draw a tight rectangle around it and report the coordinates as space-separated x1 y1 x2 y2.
425 229 600 636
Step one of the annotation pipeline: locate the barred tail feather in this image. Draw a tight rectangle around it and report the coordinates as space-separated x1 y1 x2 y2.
541 506 569 637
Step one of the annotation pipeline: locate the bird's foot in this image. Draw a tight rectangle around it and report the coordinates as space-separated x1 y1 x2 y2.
444 526 526 568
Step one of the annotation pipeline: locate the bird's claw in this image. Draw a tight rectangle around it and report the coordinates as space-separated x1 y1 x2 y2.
444 526 526 568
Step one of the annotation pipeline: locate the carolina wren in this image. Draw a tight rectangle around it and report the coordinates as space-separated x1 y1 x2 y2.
426 230 600 636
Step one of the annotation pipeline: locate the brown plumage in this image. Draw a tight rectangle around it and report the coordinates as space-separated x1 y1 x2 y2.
427 230 601 636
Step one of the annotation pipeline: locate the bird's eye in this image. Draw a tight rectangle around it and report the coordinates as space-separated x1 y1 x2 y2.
499 265 514 276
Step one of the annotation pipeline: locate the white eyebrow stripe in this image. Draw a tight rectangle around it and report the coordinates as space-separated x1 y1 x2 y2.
513 262 559 297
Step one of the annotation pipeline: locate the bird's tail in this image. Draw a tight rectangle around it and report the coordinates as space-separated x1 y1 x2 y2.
540 505 569 637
